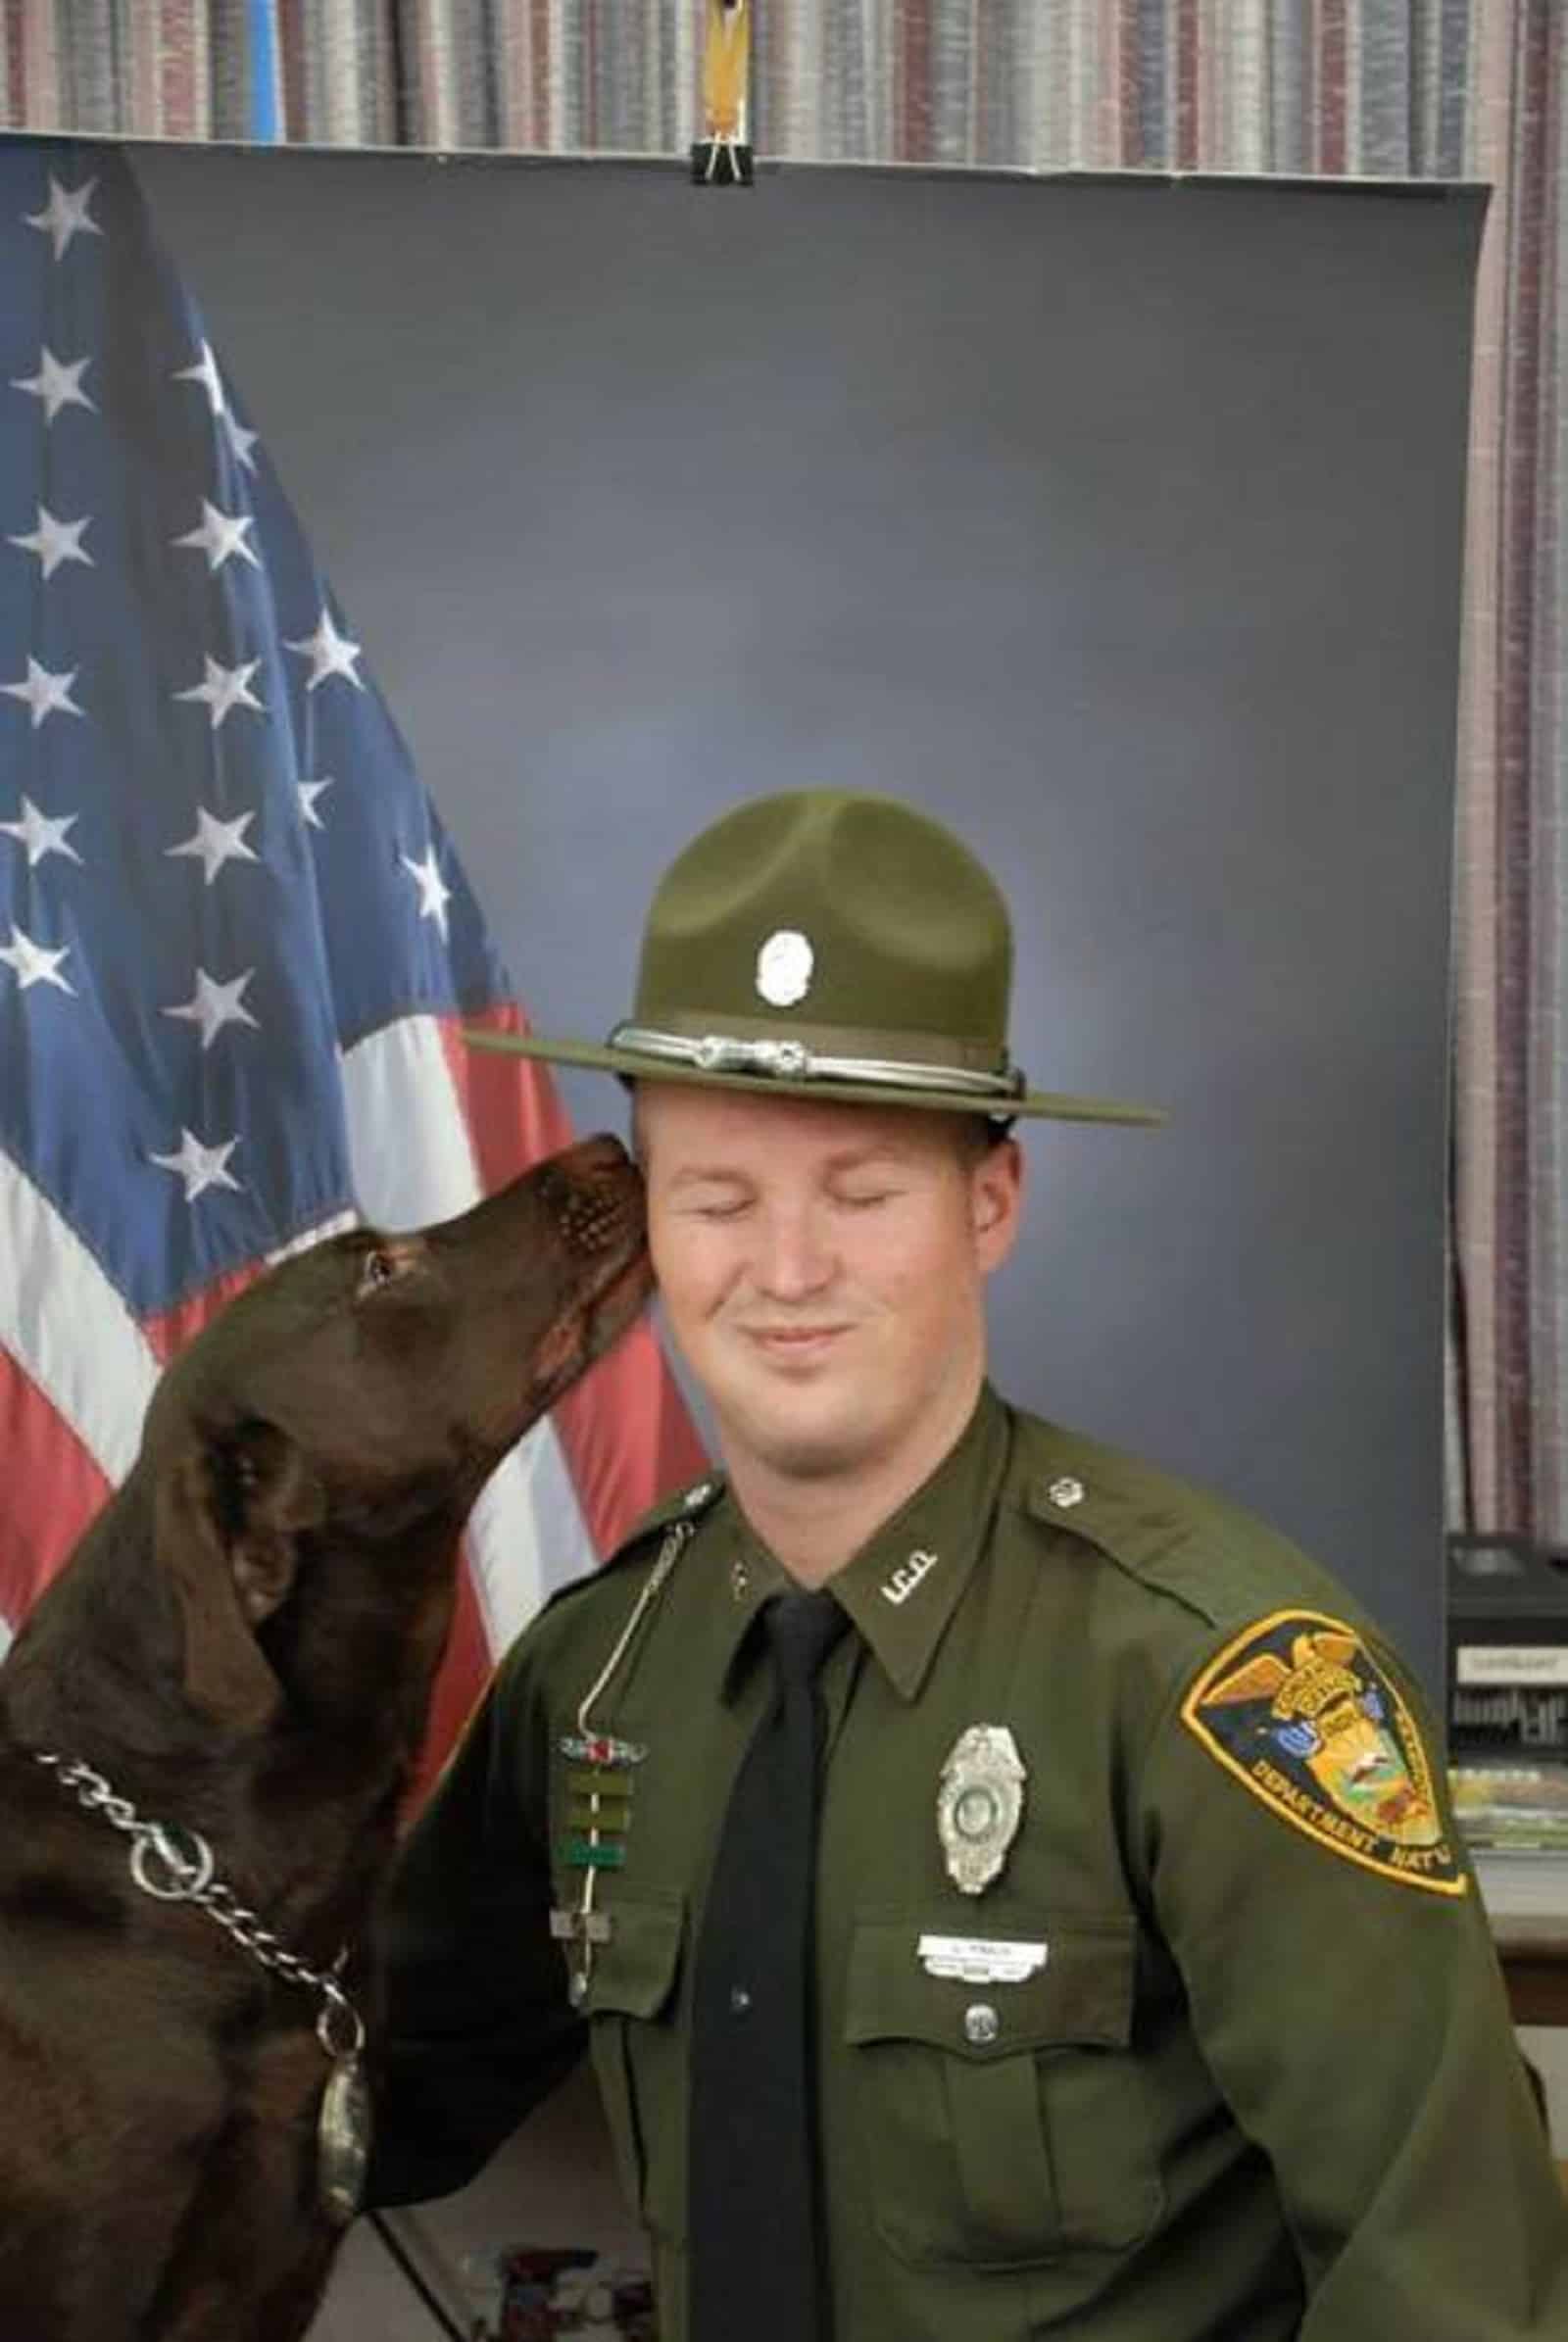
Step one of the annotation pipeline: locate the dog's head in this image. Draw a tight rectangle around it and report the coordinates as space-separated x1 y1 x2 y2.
138 1135 651 1732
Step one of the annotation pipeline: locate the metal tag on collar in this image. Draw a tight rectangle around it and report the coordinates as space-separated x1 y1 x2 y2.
937 1724 1027 1895
317 1982 370 2226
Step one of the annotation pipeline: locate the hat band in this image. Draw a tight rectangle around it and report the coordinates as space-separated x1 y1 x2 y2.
609 1022 1026 1101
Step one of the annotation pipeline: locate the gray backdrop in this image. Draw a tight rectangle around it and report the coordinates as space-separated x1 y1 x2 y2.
131 145 1484 1699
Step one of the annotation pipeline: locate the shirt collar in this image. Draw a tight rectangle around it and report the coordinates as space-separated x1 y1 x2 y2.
696 1385 1013 1705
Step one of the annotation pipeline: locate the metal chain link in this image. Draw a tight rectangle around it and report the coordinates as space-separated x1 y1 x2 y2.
33 1752 364 2060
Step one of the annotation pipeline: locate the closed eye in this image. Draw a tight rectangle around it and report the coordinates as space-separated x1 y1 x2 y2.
669 1184 754 1221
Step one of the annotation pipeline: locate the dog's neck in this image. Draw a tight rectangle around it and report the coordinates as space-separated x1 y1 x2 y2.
0 1469 465 1953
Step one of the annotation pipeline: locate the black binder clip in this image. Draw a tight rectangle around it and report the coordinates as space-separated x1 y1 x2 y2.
691 138 753 186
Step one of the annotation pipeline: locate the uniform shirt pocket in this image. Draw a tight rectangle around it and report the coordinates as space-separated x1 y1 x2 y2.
844 1911 1162 2269
577 1891 687 2243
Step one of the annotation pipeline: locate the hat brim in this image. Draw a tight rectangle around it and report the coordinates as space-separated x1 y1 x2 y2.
462 1026 1165 1128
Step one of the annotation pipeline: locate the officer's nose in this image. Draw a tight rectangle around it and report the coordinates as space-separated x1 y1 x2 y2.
751 1198 835 1301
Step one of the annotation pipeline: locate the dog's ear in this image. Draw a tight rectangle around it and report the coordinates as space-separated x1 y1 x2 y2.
155 1421 326 1731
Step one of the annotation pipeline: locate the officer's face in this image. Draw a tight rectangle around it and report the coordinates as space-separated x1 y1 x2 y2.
638 1085 1022 1497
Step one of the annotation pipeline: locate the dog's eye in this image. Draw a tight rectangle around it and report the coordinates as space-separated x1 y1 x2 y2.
358 1247 404 1295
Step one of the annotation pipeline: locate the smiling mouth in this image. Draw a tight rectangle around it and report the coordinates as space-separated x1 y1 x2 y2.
743 1325 851 1359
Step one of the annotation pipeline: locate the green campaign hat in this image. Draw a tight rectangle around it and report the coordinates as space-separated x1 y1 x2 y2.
466 791 1163 1126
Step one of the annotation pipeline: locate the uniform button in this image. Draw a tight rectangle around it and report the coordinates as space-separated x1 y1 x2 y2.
1048 1475 1085 1510
729 1985 753 2016
685 1481 713 1510
730 1559 750 1601
964 2003 1000 2047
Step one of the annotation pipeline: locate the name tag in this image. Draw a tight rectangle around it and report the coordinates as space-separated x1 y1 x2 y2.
916 1932 1048 1984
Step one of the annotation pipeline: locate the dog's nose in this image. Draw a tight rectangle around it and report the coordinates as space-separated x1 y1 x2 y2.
564 1132 632 1173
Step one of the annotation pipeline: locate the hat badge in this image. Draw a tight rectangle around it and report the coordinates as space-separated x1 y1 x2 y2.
756 928 813 1009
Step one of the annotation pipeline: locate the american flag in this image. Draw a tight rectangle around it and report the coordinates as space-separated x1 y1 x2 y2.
0 134 704 1793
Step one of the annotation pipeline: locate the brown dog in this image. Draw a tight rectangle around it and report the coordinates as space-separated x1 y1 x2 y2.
0 1135 651 2342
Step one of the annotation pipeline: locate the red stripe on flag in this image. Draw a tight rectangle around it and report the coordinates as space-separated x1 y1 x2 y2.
443 1000 575 1165
0 1353 114 1623
553 1337 709 1548
143 1256 269 1366
408 1538 495 1811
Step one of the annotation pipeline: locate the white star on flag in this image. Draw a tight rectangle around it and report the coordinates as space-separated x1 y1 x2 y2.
163 967 260 1050
0 795 81 866
286 607 365 692
24 174 101 261
149 1129 243 1202
173 339 225 416
402 844 453 941
298 776 333 830
7 506 93 578
11 347 95 424
172 500 260 572
166 807 260 886
173 656 265 728
0 923 74 994
2 657 83 727
0 137 707 1809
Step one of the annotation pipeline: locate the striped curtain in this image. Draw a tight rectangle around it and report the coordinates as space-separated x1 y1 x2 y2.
3 1 1563 1544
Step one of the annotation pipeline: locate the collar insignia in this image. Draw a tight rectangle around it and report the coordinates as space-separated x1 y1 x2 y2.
882 1547 938 1607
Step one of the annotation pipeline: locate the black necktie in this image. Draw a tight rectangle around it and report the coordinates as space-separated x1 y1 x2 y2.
688 1586 851 2342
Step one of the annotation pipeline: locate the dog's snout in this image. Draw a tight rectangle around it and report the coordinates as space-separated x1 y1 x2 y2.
532 1136 644 1261
554 1131 631 1178
555 1175 644 1260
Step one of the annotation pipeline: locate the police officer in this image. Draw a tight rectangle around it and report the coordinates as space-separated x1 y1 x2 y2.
369 791 1568 2338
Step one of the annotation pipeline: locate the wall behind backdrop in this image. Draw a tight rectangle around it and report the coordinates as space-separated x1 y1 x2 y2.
108 137 1479 1696
4 0 1566 1565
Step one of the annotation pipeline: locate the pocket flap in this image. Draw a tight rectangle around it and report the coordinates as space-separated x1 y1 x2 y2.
578 1892 685 2021
845 1914 1136 2058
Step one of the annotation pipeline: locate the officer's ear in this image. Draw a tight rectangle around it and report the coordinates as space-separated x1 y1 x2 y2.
970 1132 1023 1271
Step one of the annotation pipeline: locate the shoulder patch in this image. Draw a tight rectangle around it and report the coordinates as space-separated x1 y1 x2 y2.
1181 1609 1468 1897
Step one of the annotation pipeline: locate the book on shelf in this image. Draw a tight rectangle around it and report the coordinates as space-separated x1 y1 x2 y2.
1449 1763 1568 1852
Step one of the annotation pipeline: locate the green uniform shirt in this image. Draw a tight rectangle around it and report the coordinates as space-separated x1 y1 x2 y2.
371 1387 1568 2338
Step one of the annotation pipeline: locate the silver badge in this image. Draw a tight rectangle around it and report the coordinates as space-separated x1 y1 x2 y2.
937 1724 1027 1896
756 928 813 1007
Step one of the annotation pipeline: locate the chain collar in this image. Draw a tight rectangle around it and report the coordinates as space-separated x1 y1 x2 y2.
31 1752 364 2064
